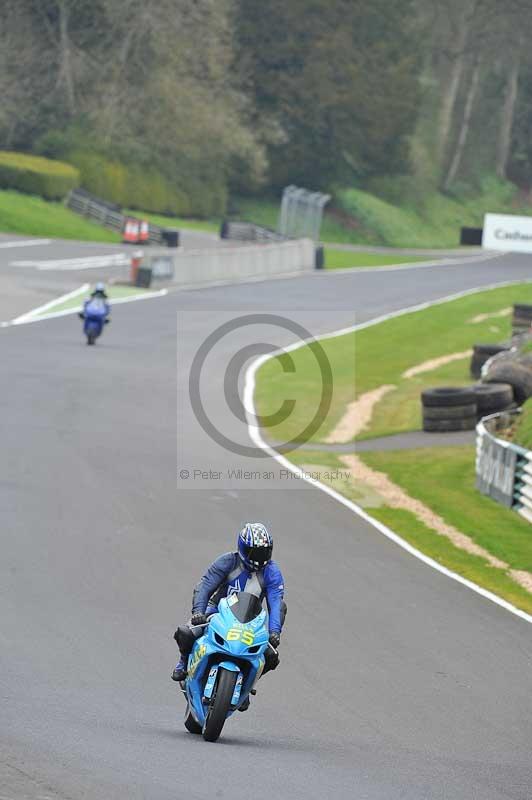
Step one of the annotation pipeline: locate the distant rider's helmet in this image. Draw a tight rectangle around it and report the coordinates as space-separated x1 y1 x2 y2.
238 523 273 571
94 282 106 294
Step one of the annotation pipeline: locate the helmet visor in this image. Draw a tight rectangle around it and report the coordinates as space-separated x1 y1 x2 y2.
246 545 272 567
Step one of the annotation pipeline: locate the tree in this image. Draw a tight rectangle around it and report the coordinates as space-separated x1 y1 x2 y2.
237 0 421 189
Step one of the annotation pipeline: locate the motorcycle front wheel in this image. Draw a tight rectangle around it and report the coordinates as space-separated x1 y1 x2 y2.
202 668 237 742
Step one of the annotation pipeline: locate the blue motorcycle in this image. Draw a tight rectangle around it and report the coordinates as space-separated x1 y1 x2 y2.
180 591 274 742
80 297 110 345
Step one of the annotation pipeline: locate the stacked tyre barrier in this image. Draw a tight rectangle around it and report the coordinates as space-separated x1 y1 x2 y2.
470 343 510 378
483 351 532 404
422 387 478 432
512 303 532 336
476 411 532 523
422 384 514 432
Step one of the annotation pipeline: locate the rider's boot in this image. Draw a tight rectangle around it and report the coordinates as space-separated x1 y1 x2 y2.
238 696 251 712
238 688 256 712
171 658 187 682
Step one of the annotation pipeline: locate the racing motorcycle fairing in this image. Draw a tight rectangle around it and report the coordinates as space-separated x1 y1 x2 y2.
184 592 269 727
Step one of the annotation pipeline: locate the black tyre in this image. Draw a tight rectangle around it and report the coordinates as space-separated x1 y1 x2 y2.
422 403 477 420
470 344 509 378
472 382 514 413
421 386 476 408
202 668 237 743
87 333 95 345
184 709 202 735
513 304 532 318
484 363 532 405
423 416 477 432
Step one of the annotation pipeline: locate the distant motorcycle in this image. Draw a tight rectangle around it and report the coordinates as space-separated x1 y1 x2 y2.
79 296 110 345
179 591 274 742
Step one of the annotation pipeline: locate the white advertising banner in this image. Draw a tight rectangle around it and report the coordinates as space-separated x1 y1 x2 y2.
483 212 532 252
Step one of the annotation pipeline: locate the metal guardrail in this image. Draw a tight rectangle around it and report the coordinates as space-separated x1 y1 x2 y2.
66 189 173 246
220 220 286 243
476 410 532 523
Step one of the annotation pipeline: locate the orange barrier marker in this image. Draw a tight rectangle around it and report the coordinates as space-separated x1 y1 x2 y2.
138 220 149 244
130 250 143 284
123 218 140 244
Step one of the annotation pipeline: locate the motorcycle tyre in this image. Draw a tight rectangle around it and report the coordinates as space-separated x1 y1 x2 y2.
202 668 237 742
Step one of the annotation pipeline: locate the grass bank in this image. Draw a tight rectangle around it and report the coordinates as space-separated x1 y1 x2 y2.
3 178 527 251
234 177 532 248
254 283 532 614
0 190 120 243
255 283 532 444
323 248 427 270
124 209 219 234
511 399 532 449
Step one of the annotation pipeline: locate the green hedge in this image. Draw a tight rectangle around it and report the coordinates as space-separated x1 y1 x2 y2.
68 151 226 218
0 152 79 200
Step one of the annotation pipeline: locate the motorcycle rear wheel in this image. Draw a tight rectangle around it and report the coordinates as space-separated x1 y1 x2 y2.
202 668 237 742
87 333 95 345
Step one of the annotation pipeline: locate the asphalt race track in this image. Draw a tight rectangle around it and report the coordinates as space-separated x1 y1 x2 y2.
2 252 532 799
0 229 229 321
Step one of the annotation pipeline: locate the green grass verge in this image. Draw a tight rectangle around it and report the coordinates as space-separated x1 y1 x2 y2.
0 189 120 242
287 447 532 615
33 284 152 317
336 177 532 248
124 209 219 234
323 248 427 270
255 282 532 443
512 399 532 449
362 446 532 572
233 177 532 248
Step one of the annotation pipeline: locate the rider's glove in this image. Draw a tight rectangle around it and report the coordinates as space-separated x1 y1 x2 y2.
269 632 281 649
190 612 207 627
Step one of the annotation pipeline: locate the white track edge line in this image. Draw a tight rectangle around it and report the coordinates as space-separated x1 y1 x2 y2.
7 288 168 326
323 250 505 275
0 238 52 249
244 278 532 626
12 284 90 324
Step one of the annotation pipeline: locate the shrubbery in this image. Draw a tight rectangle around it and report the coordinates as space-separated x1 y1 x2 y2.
0 152 79 200
66 151 224 218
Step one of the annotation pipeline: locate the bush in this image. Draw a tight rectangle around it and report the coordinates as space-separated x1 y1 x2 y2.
0 152 79 200
67 151 225 217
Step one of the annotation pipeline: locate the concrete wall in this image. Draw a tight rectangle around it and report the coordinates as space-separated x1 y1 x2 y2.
143 239 315 287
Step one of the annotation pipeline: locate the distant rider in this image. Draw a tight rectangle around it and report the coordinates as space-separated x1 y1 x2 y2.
90 281 109 300
172 523 286 683
79 282 110 321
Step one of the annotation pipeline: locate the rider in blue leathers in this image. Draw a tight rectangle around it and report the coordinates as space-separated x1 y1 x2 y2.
172 523 286 683
79 282 110 322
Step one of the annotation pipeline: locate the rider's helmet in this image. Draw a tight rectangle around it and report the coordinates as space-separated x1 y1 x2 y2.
94 282 106 294
238 523 273 571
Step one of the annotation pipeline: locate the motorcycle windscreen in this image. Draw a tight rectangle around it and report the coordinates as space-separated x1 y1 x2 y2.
228 592 263 623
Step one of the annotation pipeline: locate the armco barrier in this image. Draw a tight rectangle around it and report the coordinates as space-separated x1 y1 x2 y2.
66 189 178 247
220 220 285 243
142 238 315 286
476 410 532 523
